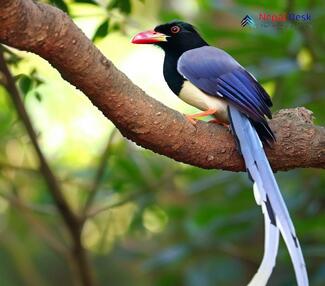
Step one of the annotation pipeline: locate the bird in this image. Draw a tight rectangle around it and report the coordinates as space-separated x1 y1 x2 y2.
132 20 308 286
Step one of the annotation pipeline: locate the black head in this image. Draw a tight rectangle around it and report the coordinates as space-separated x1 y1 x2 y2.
132 20 208 55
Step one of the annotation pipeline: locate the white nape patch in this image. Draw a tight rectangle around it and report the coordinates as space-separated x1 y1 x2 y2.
179 81 229 122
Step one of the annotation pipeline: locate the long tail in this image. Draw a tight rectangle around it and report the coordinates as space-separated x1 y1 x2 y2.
228 106 308 286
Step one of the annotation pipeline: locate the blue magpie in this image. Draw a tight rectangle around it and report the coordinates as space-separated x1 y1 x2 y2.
132 20 308 286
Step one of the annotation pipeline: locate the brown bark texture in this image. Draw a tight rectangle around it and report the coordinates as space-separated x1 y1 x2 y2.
0 0 324 172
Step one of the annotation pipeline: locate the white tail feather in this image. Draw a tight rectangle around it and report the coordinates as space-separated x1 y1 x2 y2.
228 106 308 286
248 198 280 286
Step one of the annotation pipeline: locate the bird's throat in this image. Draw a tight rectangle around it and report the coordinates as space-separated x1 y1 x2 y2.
163 53 184 95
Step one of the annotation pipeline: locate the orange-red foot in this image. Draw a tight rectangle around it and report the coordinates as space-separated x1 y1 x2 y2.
184 108 217 125
208 118 230 128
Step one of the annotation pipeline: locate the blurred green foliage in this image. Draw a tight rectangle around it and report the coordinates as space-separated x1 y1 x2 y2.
0 0 325 285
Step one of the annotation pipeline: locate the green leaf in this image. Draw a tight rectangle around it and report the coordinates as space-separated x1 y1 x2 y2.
92 19 110 42
30 69 44 87
18 75 32 96
107 0 131 14
34 92 42 102
110 23 121 32
74 0 98 4
50 0 69 14
3 50 22 67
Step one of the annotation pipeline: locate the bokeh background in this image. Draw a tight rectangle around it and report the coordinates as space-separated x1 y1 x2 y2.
0 0 324 285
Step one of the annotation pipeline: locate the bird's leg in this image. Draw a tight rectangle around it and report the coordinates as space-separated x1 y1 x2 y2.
185 108 217 125
208 118 230 129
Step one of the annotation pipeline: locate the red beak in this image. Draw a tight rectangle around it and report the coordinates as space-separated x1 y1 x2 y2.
131 30 168 44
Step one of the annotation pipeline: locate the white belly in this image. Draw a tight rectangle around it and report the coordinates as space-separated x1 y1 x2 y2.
179 81 229 122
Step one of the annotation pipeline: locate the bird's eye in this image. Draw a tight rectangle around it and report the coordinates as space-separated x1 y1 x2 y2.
171 25 181 34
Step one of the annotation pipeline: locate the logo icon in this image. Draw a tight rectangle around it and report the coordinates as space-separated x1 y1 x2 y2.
241 15 256 28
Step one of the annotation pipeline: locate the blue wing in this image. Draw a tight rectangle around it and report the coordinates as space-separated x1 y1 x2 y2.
177 46 274 142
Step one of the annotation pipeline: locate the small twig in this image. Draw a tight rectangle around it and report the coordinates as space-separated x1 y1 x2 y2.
86 190 148 219
82 128 118 219
0 161 39 173
0 73 5 85
0 191 57 216
85 159 178 219
0 191 66 255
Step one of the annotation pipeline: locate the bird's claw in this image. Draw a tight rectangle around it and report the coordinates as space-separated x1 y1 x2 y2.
185 115 198 125
208 118 230 129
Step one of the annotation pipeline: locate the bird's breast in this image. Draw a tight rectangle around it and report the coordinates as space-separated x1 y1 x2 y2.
179 81 229 122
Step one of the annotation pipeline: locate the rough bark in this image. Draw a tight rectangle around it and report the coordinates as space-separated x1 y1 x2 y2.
0 0 324 171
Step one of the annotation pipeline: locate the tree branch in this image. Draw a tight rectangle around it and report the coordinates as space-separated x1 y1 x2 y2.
0 48 96 286
0 49 80 235
0 0 324 171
